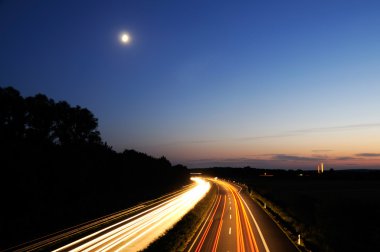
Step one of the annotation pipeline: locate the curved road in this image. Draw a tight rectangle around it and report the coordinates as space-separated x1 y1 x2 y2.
8 177 298 252
6 178 210 252
186 178 298 252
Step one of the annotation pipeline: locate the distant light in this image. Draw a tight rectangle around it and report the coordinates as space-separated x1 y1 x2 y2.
120 32 131 44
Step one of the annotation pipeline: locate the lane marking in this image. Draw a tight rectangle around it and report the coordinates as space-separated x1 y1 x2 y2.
194 196 222 252
187 185 220 252
229 227 231 235
212 195 226 252
236 191 259 252
221 180 258 252
230 214 232 220
240 191 271 252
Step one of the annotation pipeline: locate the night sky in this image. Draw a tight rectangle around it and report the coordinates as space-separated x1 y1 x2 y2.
1 0 380 169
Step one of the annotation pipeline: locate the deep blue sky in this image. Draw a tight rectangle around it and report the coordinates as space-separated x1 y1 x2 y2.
1 0 380 168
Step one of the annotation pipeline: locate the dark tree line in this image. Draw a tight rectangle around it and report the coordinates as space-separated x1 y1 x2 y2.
0 86 189 249
1 86 101 146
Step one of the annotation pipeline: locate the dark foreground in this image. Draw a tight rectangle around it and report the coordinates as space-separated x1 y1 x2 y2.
0 87 190 250
197 168 380 252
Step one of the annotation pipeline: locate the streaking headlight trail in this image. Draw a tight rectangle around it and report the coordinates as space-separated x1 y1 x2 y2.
53 177 210 252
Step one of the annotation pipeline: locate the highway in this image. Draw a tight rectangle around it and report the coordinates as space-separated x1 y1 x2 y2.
9 177 298 252
9 177 210 252
186 178 298 252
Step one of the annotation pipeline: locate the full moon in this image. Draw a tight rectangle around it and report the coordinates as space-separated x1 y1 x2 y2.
120 33 130 44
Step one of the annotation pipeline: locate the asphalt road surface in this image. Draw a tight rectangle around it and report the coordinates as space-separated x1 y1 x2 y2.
186 178 298 252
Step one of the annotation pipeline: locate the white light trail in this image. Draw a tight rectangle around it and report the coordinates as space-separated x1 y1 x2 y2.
54 177 210 252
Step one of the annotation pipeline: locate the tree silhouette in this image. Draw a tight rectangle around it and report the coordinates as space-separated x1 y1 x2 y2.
54 102 101 145
25 94 55 144
0 87 101 146
0 86 189 249
69 106 101 145
0 87 25 144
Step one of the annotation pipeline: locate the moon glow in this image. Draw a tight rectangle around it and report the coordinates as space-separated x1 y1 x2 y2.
120 33 130 44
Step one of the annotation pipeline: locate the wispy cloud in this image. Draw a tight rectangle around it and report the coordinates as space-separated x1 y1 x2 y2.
166 122 380 146
290 123 380 134
312 149 333 153
184 153 380 169
334 156 359 161
271 154 323 162
187 157 269 168
235 123 380 143
356 153 380 157
234 133 298 142
253 123 380 143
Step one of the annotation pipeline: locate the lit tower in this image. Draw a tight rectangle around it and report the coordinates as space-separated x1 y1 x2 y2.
317 162 324 174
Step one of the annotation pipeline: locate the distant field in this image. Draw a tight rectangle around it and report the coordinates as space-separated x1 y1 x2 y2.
246 176 380 252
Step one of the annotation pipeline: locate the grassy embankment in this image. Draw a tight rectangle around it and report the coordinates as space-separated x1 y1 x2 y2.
142 182 217 252
246 186 309 252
